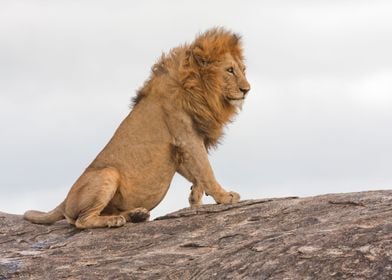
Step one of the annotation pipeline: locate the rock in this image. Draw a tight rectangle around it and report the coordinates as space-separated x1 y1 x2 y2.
1 190 391 279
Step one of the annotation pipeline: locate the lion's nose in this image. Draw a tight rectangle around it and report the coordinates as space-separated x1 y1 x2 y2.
240 86 250 95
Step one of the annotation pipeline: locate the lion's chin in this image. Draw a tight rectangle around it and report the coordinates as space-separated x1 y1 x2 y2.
228 99 244 110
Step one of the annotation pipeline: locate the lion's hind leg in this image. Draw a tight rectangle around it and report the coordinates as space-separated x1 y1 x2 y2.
75 213 126 229
68 167 126 229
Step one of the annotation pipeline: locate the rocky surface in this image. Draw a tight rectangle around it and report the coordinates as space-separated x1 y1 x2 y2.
1 190 392 279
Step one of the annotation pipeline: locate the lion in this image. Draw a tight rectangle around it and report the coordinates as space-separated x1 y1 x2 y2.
24 27 251 229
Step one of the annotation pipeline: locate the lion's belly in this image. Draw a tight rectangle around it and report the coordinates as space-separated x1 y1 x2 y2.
118 171 176 211
117 175 175 211
109 144 178 211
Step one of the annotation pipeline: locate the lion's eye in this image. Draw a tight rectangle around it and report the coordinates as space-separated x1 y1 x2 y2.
227 67 234 74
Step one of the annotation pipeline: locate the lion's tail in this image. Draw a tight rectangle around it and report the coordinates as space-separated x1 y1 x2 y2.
23 201 65 225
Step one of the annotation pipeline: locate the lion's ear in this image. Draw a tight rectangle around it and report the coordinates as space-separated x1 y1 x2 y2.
231 33 241 46
191 45 210 67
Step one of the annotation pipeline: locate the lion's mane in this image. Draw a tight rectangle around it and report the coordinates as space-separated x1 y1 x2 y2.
133 28 244 149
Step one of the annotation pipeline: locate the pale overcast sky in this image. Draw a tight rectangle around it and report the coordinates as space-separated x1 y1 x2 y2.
1 0 391 218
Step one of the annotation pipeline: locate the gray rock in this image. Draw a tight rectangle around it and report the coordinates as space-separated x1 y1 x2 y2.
1 190 391 279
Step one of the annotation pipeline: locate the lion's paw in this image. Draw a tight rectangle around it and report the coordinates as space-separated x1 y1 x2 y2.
218 191 241 204
128 208 150 223
107 216 126 228
228 191 241 203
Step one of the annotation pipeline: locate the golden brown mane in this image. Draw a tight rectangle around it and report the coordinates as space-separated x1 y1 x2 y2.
133 27 245 149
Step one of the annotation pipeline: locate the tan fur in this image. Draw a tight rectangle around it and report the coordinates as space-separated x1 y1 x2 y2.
24 27 250 229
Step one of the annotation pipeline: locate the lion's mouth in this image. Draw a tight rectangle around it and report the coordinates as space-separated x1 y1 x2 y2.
226 96 245 110
226 96 245 101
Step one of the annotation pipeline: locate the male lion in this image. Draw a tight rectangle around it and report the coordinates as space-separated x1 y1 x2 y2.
24 28 250 229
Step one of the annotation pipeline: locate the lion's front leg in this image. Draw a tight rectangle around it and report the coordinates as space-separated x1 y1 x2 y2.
177 165 204 207
175 140 240 206
166 108 240 206
189 185 204 207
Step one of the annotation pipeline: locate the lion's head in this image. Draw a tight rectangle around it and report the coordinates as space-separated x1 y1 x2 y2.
180 28 250 148
184 28 250 107
220 52 250 109
133 27 250 149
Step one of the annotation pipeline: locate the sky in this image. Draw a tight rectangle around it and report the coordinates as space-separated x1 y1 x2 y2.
1 0 391 218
